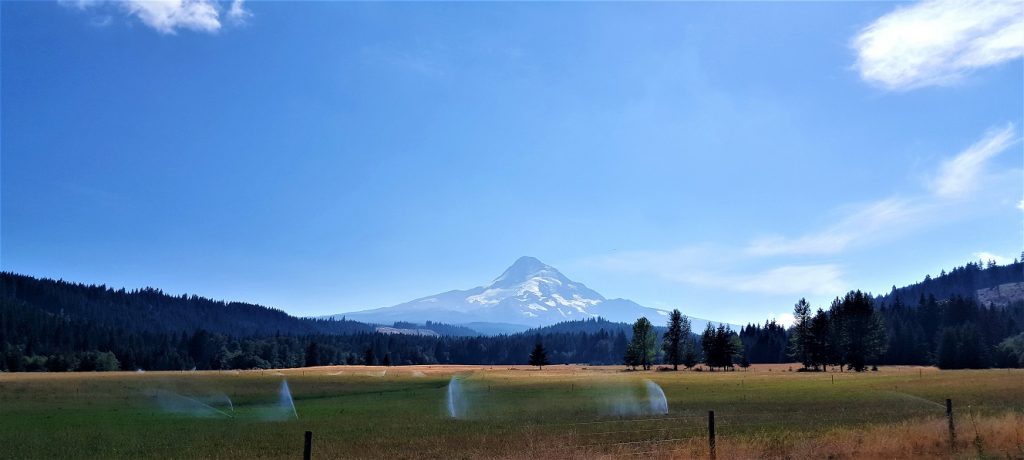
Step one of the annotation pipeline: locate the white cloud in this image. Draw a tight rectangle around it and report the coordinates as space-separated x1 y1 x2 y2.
973 251 1014 265
226 0 251 24
122 0 220 34
585 249 846 296
774 312 796 328
60 0 251 34
58 0 104 9
853 0 1024 90
89 14 113 27
586 124 1018 298
583 246 724 279
711 265 846 297
1017 199 1024 211
746 198 918 256
747 124 1017 257
930 123 1018 199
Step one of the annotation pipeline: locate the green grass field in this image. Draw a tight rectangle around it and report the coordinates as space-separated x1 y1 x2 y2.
2 365 1023 459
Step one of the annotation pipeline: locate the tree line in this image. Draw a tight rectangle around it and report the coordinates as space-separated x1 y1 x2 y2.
3 260 1023 372
617 291 892 372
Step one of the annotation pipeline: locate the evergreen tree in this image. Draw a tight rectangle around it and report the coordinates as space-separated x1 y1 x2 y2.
528 342 549 369
937 324 990 369
624 342 640 370
304 342 320 367
1 267 1021 372
682 345 699 370
807 309 831 370
629 317 656 370
830 291 887 371
702 324 740 370
661 309 685 370
788 298 813 368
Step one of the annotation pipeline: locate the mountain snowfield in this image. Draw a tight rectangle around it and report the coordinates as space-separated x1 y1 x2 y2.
331 256 722 332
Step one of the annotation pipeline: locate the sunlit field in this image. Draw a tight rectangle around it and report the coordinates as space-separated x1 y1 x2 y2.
2 365 1023 459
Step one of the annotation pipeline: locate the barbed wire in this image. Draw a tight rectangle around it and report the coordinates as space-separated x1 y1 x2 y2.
583 426 702 436
540 414 708 427
516 405 964 458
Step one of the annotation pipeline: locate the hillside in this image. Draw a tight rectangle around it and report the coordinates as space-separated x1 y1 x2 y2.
0 272 370 337
877 260 1024 307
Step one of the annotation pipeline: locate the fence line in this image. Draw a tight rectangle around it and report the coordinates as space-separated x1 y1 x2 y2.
542 414 707 427
584 426 700 436
518 398 962 459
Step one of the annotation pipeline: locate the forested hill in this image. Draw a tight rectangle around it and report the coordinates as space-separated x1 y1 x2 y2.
525 318 639 336
0 272 371 337
0 272 635 371
876 259 1023 307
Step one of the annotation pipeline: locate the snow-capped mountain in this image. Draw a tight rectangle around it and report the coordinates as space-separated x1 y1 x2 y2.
331 256 719 331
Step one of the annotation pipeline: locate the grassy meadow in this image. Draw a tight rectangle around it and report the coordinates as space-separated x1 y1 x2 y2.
1 364 1023 459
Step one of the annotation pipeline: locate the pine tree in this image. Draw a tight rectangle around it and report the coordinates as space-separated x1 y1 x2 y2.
830 291 887 371
528 342 549 369
788 298 813 368
682 345 699 370
304 342 320 367
629 317 656 370
702 324 740 370
624 342 640 370
662 309 685 370
808 309 831 370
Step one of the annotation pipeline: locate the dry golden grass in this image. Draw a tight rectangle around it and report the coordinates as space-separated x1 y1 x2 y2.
500 413 1024 459
1 365 1022 459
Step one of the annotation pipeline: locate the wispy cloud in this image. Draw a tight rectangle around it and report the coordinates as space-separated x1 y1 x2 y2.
226 0 251 25
584 248 847 296
60 0 251 34
89 14 113 28
746 198 920 257
688 265 847 297
973 251 1015 265
361 45 448 78
930 124 1018 199
852 0 1024 90
746 124 1018 257
584 123 1018 298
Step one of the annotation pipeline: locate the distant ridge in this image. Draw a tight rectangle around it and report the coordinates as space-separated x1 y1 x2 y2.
876 260 1024 306
0 272 371 337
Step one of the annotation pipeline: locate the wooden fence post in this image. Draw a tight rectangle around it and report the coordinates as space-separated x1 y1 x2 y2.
708 410 716 460
303 430 313 460
946 399 955 451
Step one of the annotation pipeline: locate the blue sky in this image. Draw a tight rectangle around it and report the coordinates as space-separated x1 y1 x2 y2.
2 1 1022 324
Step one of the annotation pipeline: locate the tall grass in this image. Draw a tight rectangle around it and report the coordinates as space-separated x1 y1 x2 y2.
1 365 1022 458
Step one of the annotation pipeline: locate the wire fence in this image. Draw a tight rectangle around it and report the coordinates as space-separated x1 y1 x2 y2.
511 398 967 458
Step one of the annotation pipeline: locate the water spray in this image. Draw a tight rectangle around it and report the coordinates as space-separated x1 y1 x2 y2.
153 390 233 418
644 380 669 415
446 376 462 419
280 379 298 419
